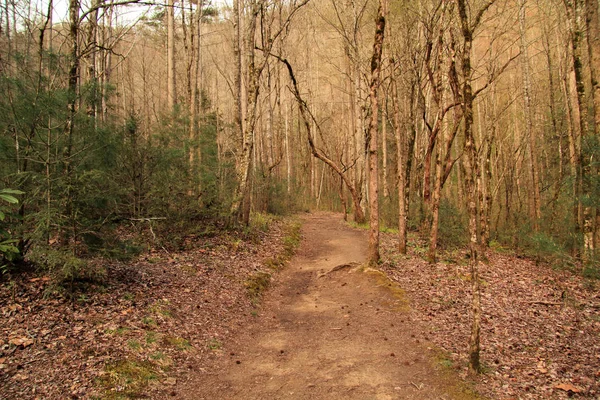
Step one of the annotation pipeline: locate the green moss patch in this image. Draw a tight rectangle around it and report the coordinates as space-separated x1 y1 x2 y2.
245 271 272 302
97 359 159 399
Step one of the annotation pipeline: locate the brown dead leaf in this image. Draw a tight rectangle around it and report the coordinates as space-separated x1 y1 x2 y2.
29 277 50 283
554 383 582 393
536 361 548 374
9 337 33 348
163 377 177 386
12 373 28 381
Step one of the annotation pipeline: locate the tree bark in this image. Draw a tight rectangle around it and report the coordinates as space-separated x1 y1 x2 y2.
565 0 590 257
64 0 80 244
393 68 416 255
167 0 177 111
585 0 600 250
456 0 495 374
366 1 386 266
382 102 389 199
519 0 542 230
586 0 600 131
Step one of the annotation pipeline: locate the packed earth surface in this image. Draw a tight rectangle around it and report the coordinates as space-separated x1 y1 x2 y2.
0 212 599 399
178 212 460 399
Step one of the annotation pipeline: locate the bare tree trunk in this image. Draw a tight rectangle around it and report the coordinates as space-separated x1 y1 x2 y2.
63 0 81 245
480 72 496 248
167 0 177 111
188 0 203 196
354 57 367 220
519 0 542 230
382 102 389 199
230 0 248 223
366 0 386 266
585 0 600 250
565 0 590 257
481 134 493 246
86 0 99 125
285 101 291 194
394 72 416 254
543 22 564 222
586 0 600 131
559 34 582 257
456 0 495 374
100 5 113 123
428 132 443 263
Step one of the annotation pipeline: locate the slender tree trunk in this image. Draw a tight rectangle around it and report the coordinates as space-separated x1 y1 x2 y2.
543 23 564 221
586 0 600 131
354 56 367 221
428 134 443 263
585 0 600 250
167 0 177 111
189 0 202 196
382 103 389 199
86 0 99 125
285 101 291 194
366 1 386 266
100 5 113 123
565 0 590 257
559 35 582 256
230 0 248 223
457 0 491 374
480 73 495 248
519 0 541 229
394 74 416 254
63 0 80 245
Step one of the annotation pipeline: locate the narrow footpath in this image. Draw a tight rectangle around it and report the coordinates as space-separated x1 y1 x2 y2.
180 213 461 399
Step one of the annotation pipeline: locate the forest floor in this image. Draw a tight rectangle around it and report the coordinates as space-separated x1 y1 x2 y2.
378 232 600 400
0 214 301 399
0 212 598 399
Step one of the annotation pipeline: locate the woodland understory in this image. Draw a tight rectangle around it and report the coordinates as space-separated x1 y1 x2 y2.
1 0 600 397
0 216 302 399
0 218 598 399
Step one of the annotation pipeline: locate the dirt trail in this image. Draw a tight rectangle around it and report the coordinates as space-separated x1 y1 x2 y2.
180 213 457 399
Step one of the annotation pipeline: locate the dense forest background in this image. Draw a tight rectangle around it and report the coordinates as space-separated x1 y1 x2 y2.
2 0 600 279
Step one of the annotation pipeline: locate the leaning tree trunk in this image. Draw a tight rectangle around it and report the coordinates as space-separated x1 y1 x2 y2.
277 56 366 224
